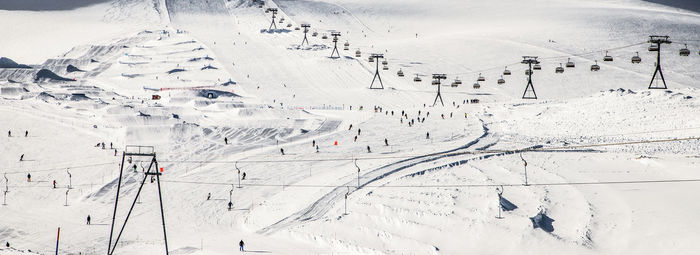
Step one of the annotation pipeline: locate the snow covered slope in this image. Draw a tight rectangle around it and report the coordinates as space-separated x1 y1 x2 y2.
1 0 699 254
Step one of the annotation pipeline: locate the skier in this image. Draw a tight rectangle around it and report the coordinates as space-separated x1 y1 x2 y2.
441 114 445 119
25 130 28 137
5 242 9 248
280 148 285 155
316 145 319 153
242 172 246 180
418 110 421 116
27 173 31 182
87 215 91 225
354 136 357 142
367 145 371 153
114 149 117 156
207 193 211 200
101 142 105 149
427 112 430 117
228 201 233 211
426 132 430 139
385 138 388 146
348 124 353 130
19 154 24 161
450 112 453 118
239 240 245 251
312 140 315 147
7 130 10 137
225 137 228 145
358 129 361 136
110 142 113 149
53 180 56 189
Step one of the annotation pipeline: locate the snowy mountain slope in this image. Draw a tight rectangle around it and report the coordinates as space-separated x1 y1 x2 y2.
1 0 700 254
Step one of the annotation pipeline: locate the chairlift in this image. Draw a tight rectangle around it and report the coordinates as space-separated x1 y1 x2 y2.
414 75 422 82
631 52 642 64
355 49 361 57
368 56 374 62
603 51 613 62
497 75 505 85
286 23 292 28
294 27 300 30
322 34 328 39
381 60 388 66
397 69 404 77
555 63 564 73
473 82 481 89
590 60 600 71
525 69 531 75
477 73 485 82
279 18 285 23
503 66 511 76
533 64 541 70
451 77 462 87
566 58 575 68
344 41 350 47
343 42 349 50
648 44 659 52
312 31 318 37
432 80 439 85
383 65 389 70
680 44 690 56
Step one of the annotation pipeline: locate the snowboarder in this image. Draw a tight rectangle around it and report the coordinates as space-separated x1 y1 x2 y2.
19 154 24 161
225 137 228 145
53 180 56 189
27 173 31 182
367 145 371 153
25 130 28 137
280 148 285 155
426 132 430 139
385 138 388 146
207 193 211 200
87 215 91 225
239 240 245 251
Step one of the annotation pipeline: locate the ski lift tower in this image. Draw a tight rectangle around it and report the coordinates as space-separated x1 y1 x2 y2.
107 145 169 255
521 56 539 99
267 8 278 30
330 32 341 58
648 35 671 89
301 23 311 46
369 54 385 89
432 74 447 106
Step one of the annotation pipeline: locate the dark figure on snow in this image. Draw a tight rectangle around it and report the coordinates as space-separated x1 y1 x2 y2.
5 242 9 248
114 149 117 156
348 124 353 130
25 130 28 137
367 145 371 153
207 193 211 200
110 142 113 149
427 112 430 117
239 240 245 251
87 215 91 225
385 138 388 146
312 140 315 147
242 172 246 180
53 180 56 189
224 137 228 145
280 148 285 155
7 130 10 137
27 173 31 182
358 129 361 136
426 132 430 139
101 142 105 149
228 201 233 211
354 136 357 142
20 154 24 161
316 145 319 153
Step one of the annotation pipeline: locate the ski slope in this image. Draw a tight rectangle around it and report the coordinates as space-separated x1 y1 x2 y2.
1 0 700 254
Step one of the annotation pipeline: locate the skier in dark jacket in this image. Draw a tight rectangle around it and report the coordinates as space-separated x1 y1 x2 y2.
384 138 388 146
224 137 228 145
27 173 31 182
239 240 245 251
87 215 91 225
25 130 28 137
20 154 24 161
367 145 371 153
280 148 285 155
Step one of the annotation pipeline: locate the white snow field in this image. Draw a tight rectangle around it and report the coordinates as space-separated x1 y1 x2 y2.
1 0 700 254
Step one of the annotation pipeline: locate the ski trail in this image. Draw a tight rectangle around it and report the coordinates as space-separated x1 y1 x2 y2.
257 119 490 234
